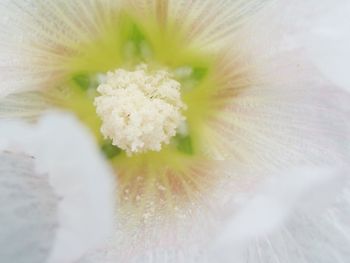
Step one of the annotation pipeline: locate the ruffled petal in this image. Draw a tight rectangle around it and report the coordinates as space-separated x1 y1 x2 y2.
0 112 117 263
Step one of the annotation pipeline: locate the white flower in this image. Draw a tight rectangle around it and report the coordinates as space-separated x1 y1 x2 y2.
0 0 349 262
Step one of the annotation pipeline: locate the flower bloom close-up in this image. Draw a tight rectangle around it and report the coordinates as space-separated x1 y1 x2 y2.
0 1 350 263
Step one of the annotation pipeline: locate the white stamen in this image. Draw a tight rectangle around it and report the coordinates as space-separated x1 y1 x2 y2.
94 64 186 156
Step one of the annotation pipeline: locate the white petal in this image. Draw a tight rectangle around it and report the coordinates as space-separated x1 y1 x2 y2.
129 0 268 49
305 2 350 92
0 91 51 120
0 112 117 263
0 0 120 97
0 152 58 263
209 167 350 263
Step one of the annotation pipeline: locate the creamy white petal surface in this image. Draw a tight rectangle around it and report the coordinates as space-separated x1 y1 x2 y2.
0 112 117 263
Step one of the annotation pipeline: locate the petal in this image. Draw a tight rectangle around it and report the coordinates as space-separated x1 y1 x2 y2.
0 0 120 97
0 112 117 263
0 152 58 263
304 2 350 92
128 0 268 48
0 91 52 120
0 0 271 98
209 167 350 263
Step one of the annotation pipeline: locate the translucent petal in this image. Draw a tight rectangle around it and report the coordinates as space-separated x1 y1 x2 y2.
0 112 117 263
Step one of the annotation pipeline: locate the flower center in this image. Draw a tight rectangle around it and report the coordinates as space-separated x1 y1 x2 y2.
94 64 187 156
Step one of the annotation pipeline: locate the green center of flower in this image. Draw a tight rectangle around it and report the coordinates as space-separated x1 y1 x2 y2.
94 64 187 155
48 8 230 215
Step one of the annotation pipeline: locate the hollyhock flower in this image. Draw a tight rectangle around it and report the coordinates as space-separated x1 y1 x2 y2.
0 0 349 263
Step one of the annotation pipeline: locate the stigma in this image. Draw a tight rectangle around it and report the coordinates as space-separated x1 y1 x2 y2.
94 64 187 156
